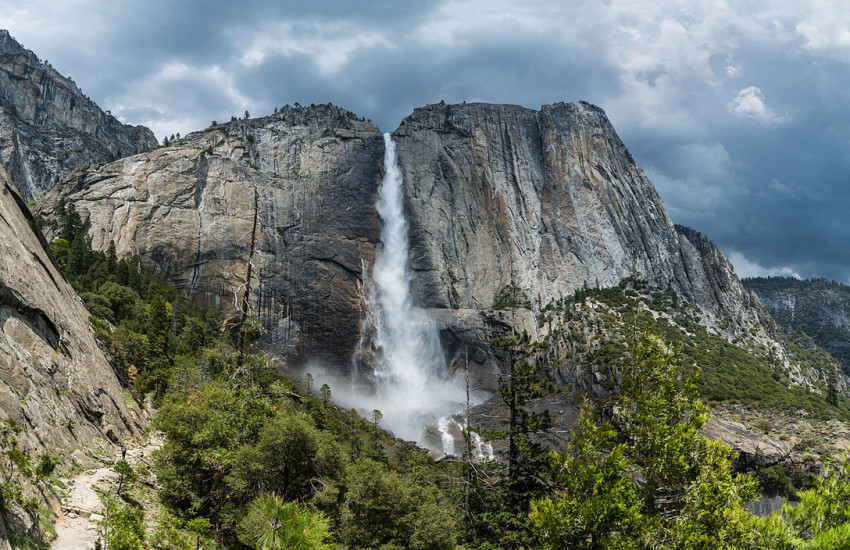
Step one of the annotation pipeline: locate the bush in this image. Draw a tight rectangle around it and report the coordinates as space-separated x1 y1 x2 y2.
340 459 457 550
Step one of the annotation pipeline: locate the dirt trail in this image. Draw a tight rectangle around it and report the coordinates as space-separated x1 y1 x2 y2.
51 435 162 550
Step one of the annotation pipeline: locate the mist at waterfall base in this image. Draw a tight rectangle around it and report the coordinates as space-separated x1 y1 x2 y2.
302 134 490 455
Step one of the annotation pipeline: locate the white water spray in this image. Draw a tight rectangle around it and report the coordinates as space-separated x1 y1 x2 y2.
358 134 465 444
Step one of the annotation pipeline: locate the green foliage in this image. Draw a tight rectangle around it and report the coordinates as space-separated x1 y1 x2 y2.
151 512 216 550
41 206 282 403
561 278 850 419
153 381 276 516
615 328 710 515
0 420 39 516
754 463 814 499
114 459 137 496
340 458 457 550
490 331 555 481
492 282 532 310
34 453 59 480
153 365 460 548
185 516 212 546
228 413 346 503
469 330 556 549
745 276 850 375
532 323 760 549
742 453 850 549
785 454 850 542
236 494 330 550
101 497 146 550
530 401 641 549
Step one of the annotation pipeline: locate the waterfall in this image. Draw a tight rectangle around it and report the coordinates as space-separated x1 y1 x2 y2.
360 134 464 444
344 133 492 460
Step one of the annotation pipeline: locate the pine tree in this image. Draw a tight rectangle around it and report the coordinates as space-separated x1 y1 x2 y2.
827 367 839 407
476 330 555 549
490 330 554 498
106 240 118 274
237 494 330 550
66 232 89 277
144 294 172 399
532 323 760 548
59 201 82 242
530 400 641 549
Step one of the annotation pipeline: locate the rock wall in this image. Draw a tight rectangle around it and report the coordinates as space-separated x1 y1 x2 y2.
393 102 750 316
37 105 384 368
745 276 850 373
0 30 157 201
36 101 790 392
393 102 773 387
0 166 144 464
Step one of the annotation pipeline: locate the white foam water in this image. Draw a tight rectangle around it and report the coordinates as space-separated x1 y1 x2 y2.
346 133 493 460
358 134 465 443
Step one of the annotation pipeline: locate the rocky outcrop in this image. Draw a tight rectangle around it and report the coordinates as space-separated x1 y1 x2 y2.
0 30 157 201
37 104 384 367
0 166 144 463
394 102 752 317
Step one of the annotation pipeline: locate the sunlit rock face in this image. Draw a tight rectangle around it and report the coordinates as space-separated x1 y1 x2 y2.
392 101 772 390
0 166 144 459
394 102 744 316
37 105 386 368
0 30 157 201
38 101 775 392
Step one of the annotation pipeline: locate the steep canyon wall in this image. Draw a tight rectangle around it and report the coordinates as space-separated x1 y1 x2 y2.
37 101 779 393
0 166 144 460
38 105 385 367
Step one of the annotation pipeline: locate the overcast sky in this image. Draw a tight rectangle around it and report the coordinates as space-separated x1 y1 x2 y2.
2 0 849 282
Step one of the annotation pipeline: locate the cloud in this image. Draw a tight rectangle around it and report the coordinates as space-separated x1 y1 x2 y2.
110 61 254 139
230 20 390 76
796 0 850 63
643 142 741 223
725 250 801 280
727 86 789 124
4 0 850 281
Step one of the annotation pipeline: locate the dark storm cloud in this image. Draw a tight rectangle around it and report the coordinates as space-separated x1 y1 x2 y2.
2 0 850 281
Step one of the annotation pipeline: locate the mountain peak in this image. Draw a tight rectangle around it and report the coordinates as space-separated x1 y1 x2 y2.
0 29 157 200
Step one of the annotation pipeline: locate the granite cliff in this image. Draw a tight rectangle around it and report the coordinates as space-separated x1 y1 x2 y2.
0 30 157 201
394 103 758 318
0 166 144 546
37 105 385 367
32 98 850 480
35 102 829 397
393 102 779 390
745 277 850 374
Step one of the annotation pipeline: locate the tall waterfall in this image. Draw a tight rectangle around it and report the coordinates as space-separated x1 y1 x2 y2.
362 133 465 444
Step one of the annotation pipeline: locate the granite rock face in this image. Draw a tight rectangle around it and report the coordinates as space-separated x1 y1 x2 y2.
37 101 786 391
38 105 385 367
393 102 773 385
0 30 157 201
394 102 750 315
0 166 144 462
745 277 850 374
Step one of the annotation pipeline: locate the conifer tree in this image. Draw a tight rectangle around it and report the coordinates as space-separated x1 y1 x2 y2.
470 329 556 549
531 323 759 548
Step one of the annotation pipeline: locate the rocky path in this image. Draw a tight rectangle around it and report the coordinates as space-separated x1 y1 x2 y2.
51 435 162 550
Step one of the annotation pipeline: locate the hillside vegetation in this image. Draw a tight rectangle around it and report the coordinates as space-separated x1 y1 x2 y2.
12 210 850 548
537 276 849 419
745 276 850 376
